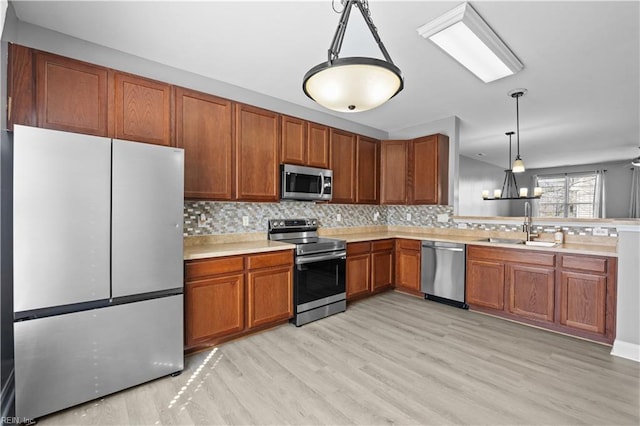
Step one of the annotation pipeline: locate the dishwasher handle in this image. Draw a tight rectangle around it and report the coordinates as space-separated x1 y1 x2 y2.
433 247 464 252
421 241 465 251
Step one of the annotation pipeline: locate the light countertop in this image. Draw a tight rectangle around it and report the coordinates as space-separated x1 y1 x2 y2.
184 227 617 260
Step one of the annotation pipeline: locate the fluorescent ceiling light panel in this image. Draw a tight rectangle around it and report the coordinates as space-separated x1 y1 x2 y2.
417 2 523 83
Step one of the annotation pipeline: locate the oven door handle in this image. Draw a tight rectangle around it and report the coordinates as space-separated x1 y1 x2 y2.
295 251 347 265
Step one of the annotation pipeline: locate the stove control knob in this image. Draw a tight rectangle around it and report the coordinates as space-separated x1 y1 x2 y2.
311 219 317 226
279 221 285 227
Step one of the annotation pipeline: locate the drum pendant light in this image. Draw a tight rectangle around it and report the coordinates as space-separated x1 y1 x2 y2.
510 89 527 173
303 0 404 113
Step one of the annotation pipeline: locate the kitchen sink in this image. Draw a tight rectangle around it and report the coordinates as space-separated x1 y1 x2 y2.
478 238 557 247
486 237 525 244
524 241 557 247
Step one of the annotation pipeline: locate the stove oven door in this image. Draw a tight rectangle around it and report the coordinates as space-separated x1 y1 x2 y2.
294 251 346 312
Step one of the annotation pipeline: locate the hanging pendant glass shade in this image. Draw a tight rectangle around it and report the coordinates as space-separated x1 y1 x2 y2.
512 156 525 173
303 58 403 113
303 0 404 113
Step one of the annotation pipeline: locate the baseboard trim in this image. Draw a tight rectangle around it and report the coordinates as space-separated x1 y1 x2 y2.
611 340 640 362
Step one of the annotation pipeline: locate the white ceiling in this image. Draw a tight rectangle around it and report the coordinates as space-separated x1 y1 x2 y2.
10 0 640 169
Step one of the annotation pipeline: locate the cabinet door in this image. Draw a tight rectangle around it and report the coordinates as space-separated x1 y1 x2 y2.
346 253 371 299
330 129 357 203
466 259 505 310
185 273 244 346
380 140 407 204
307 123 330 168
35 51 110 136
559 271 606 334
356 136 379 204
371 250 393 291
247 266 293 328
411 134 448 205
114 73 171 146
507 264 555 322
281 115 306 165
175 88 233 200
395 247 421 291
235 104 280 201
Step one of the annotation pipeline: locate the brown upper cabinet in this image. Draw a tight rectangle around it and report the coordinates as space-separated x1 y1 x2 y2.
234 104 280 201
8 44 170 147
8 44 36 128
356 136 379 204
330 129 357 203
411 134 449 205
380 140 408 204
306 122 330 168
280 117 330 169
34 51 112 137
280 115 306 166
175 87 233 200
380 135 449 205
114 72 171 146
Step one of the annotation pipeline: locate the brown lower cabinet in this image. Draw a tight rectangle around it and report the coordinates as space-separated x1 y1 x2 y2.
394 239 422 295
184 250 293 350
346 239 393 300
466 245 616 344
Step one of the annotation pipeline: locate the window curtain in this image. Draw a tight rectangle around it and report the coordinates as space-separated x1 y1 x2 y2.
593 170 606 218
630 167 640 218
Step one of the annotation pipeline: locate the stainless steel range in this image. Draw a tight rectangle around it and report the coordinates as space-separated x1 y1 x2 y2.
268 218 346 326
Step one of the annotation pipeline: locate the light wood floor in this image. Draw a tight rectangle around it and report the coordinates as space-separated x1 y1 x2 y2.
40 291 639 425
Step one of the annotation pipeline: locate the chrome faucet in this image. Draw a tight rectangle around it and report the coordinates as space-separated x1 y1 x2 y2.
523 201 538 241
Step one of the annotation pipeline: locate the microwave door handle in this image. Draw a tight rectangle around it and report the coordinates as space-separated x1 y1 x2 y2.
319 173 325 196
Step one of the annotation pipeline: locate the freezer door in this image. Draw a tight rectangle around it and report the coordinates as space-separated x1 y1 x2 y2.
14 295 184 420
111 140 184 297
13 125 111 312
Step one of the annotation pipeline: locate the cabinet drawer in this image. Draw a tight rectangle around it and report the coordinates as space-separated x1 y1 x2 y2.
372 239 394 252
396 239 421 251
185 256 244 280
561 255 607 273
467 246 555 267
246 250 293 270
347 242 371 255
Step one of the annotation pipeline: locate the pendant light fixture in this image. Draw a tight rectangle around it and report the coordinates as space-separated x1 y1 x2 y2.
509 88 527 173
483 130 542 200
303 0 404 113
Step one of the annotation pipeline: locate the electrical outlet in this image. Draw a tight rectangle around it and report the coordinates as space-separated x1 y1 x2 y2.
197 213 206 227
406 213 412 221
437 214 449 223
336 213 342 222
242 216 250 226
592 227 608 236
373 212 379 222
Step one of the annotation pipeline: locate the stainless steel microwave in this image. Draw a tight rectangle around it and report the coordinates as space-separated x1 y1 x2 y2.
280 164 333 201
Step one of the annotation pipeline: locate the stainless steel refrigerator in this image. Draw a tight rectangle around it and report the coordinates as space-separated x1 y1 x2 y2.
12 125 184 420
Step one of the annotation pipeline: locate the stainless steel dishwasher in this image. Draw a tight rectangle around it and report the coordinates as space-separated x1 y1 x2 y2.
420 241 468 309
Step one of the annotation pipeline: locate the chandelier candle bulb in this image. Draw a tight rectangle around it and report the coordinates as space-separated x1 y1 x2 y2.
534 187 543 197
520 188 528 197
482 190 489 199
494 189 502 198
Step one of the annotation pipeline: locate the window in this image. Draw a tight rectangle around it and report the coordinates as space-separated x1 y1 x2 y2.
535 172 600 218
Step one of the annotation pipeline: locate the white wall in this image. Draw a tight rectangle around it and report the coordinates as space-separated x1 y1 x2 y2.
458 155 510 217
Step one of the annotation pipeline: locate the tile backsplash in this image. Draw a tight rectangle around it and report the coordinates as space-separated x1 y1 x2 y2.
183 201 454 236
